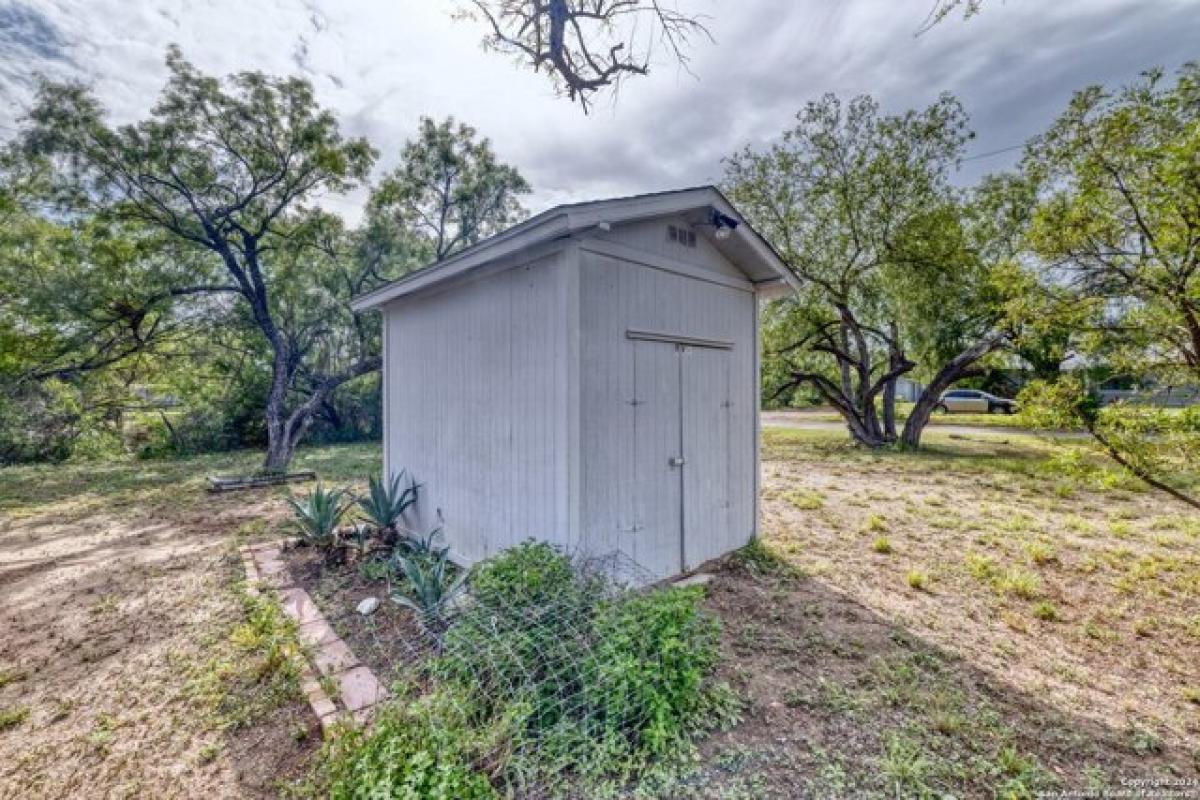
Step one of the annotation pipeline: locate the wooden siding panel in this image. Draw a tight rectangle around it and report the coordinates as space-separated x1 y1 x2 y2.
382 254 566 564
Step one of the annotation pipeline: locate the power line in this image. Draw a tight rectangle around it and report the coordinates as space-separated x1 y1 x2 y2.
961 142 1025 162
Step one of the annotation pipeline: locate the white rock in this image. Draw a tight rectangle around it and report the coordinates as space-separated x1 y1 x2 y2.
356 596 380 616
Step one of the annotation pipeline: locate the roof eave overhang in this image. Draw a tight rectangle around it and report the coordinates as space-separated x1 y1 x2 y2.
350 213 572 311
350 186 798 311
706 189 801 297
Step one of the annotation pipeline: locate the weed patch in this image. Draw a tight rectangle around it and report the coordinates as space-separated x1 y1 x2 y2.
187 590 303 731
0 707 29 730
308 543 737 797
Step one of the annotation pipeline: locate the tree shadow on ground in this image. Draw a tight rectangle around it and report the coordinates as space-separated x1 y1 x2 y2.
688 558 1196 799
0 442 380 515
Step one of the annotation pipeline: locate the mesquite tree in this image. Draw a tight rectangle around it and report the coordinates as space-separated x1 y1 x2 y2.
918 0 987 33
461 0 712 111
1018 63 1200 509
1028 63 1200 387
25 48 379 472
726 93 1031 448
0 153 211 461
368 117 530 262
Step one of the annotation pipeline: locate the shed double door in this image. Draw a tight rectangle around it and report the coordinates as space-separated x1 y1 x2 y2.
631 338 731 578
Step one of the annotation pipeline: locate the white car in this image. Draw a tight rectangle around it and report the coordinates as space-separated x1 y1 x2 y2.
936 389 1017 415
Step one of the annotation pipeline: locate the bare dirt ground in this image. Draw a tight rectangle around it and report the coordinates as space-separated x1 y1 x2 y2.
2 434 1197 798
687 428 1200 797
0 445 378 800
282 545 425 685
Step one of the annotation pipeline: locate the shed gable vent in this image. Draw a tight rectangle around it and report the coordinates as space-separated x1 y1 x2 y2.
666 224 696 248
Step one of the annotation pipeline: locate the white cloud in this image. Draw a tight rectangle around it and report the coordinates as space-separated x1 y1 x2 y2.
2 0 1197 220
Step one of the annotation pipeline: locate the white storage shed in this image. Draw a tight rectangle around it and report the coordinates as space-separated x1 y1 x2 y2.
351 187 797 580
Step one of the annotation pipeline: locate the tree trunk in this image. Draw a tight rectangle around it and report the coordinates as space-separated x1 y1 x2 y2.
832 395 889 447
798 375 889 448
900 389 943 450
882 377 897 441
900 333 1007 448
263 394 294 473
261 340 296 472
881 324 903 442
158 410 183 453
261 354 383 473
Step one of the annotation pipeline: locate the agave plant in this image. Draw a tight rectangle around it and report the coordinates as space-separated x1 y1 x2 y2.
342 521 375 562
389 548 468 635
357 470 420 533
286 483 352 548
395 526 447 559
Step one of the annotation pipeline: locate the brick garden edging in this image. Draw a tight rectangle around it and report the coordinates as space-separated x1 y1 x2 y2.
239 541 387 732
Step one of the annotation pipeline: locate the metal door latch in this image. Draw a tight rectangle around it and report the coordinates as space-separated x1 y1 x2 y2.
668 456 685 467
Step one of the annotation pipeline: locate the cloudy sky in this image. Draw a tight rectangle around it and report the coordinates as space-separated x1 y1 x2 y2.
1 0 1197 221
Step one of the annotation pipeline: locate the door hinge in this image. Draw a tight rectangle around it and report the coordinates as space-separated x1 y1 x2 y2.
628 398 642 406
621 524 644 533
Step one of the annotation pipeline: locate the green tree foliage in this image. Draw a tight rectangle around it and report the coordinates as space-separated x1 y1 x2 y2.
14 50 528 469
1027 63 1200 386
726 93 1031 447
1019 63 1200 509
0 150 211 462
1018 379 1200 510
24 47 379 471
369 117 529 261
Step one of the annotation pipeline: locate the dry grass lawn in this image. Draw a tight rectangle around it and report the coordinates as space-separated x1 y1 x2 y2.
687 427 1199 797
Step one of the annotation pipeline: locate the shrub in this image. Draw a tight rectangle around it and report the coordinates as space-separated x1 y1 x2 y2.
321 696 496 800
428 541 735 794
436 543 597 729
872 536 893 554
470 540 581 610
906 570 929 590
584 586 732 757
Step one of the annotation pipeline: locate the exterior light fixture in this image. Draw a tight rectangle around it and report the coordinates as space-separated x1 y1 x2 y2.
709 209 739 240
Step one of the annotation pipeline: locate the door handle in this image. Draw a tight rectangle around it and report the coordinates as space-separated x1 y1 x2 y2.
668 456 685 468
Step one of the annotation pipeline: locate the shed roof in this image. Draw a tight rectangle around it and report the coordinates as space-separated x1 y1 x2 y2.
350 185 798 311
